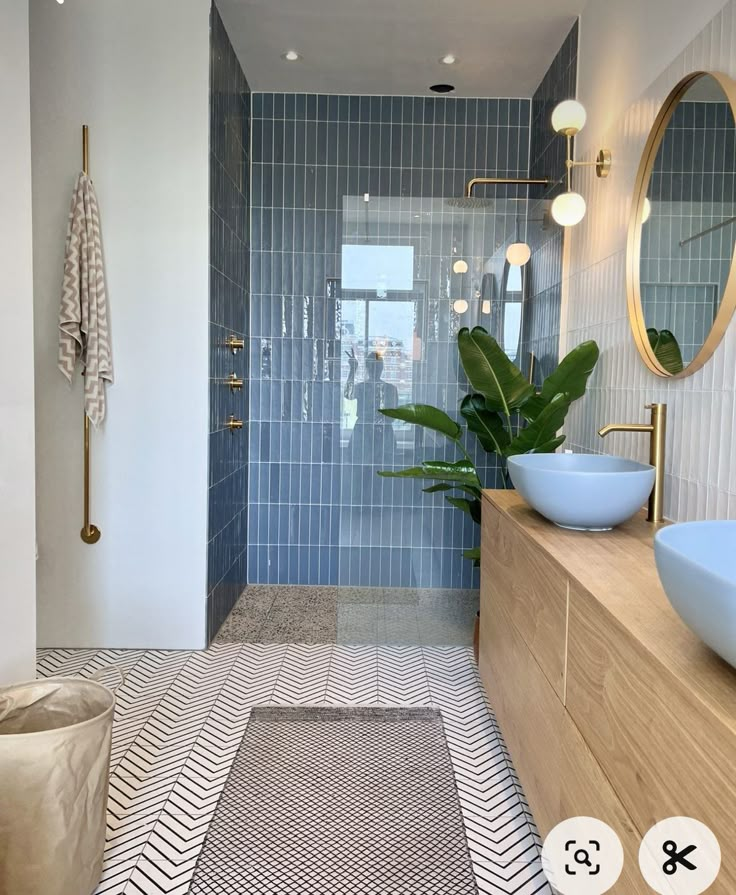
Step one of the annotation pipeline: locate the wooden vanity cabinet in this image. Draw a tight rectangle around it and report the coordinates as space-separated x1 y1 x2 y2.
480 490 736 894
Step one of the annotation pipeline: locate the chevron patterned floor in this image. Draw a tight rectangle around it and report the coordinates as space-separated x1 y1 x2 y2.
36 644 552 895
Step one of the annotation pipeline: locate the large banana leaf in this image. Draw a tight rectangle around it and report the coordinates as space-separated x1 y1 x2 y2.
463 546 481 567
647 327 684 374
521 341 599 421
378 459 482 490
445 496 482 523
505 393 571 456
460 394 510 454
379 404 461 440
423 482 482 498
458 327 534 416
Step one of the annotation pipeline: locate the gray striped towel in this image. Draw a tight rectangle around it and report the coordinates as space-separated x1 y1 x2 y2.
58 172 113 426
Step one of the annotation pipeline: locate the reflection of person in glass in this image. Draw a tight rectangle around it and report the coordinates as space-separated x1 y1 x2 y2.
346 350 398 461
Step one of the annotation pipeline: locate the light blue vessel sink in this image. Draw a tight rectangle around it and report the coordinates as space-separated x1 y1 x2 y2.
655 522 736 668
507 453 656 531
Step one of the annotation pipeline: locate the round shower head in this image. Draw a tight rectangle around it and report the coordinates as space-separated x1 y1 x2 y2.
445 197 495 210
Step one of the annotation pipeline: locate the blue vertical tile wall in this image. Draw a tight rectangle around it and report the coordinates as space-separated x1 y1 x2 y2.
523 21 579 382
207 4 250 640
249 94 532 588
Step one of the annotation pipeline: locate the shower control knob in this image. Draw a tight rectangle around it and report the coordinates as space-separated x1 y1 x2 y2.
226 415 244 431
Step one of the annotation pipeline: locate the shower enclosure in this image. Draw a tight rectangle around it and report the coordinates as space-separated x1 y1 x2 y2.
335 194 532 596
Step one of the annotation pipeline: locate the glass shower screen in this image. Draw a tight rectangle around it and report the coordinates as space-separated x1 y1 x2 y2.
335 194 529 593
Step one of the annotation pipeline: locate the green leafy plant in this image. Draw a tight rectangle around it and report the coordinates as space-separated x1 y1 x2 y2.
378 327 599 563
647 327 684 374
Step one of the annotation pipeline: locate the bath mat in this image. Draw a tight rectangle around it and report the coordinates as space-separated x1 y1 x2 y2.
189 706 478 894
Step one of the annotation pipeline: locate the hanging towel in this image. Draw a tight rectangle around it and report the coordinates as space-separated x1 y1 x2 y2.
58 172 113 426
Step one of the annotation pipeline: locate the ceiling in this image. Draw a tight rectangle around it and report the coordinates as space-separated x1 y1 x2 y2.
217 0 584 98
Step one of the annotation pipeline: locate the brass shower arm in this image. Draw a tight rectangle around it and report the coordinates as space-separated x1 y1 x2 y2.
464 176 551 198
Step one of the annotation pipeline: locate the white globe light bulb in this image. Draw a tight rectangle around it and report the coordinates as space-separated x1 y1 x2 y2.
551 100 587 136
506 242 532 266
453 259 468 274
641 197 652 224
551 191 586 227
453 299 469 314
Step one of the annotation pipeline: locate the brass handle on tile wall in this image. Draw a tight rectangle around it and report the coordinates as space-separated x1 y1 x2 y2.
226 415 244 431
225 335 244 353
225 373 244 391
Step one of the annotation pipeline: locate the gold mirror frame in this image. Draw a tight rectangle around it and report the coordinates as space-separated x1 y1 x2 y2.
627 70 736 378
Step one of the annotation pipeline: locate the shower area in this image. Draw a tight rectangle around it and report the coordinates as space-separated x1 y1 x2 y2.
210 16 578 645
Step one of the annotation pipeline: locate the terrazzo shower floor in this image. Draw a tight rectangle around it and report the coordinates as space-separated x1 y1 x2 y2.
214 585 479 645
36 643 550 895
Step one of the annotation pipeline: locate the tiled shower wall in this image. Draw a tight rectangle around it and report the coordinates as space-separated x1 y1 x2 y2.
207 4 250 640
522 21 579 383
248 95 531 587
565 0 736 522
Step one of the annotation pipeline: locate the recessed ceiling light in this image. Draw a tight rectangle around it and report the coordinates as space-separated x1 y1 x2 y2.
430 84 455 94
281 50 300 62
440 54 458 65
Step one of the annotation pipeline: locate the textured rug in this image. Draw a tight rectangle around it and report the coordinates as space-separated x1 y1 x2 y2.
189 706 478 894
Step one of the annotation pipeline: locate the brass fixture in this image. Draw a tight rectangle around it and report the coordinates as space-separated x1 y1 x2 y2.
225 372 244 391
225 334 244 353
550 100 612 227
463 176 551 198
626 70 736 379
226 415 244 431
598 403 667 523
80 124 101 545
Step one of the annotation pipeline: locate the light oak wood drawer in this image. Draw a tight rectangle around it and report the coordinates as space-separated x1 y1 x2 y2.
566 583 736 892
481 499 567 698
558 705 650 894
479 600 646 894
478 598 564 834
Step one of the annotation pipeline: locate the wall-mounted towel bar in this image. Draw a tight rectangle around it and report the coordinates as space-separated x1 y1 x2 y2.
80 125 101 545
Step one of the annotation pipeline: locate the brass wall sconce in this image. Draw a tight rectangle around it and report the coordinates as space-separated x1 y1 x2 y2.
226 415 243 431
225 334 244 353
225 373 244 391
551 100 612 227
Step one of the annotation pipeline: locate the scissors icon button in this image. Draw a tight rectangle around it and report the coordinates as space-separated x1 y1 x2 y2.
662 840 697 875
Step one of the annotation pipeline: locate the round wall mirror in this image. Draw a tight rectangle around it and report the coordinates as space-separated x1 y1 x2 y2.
627 71 736 377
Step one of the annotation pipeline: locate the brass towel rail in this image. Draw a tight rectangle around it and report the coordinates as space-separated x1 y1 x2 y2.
81 124 101 544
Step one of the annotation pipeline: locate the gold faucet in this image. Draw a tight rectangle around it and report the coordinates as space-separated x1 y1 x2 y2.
598 403 667 523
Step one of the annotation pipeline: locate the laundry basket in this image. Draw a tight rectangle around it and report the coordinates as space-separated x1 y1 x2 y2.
0 673 118 895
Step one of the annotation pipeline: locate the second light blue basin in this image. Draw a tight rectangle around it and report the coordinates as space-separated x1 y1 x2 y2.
507 453 656 531
655 521 736 668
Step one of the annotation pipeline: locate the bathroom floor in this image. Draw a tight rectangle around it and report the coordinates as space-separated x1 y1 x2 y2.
37 643 550 895
214 585 480 646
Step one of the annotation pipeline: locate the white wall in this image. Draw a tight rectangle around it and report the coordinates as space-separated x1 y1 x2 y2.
0 0 37 684
563 0 736 522
30 0 211 649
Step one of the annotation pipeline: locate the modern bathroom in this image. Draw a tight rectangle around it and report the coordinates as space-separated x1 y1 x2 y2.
2 0 736 892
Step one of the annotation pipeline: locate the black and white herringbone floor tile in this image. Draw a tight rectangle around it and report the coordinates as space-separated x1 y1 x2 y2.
35 643 549 895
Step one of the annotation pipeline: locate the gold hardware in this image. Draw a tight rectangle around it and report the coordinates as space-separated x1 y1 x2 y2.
225 335 245 353
225 372 244 391
464 176 550 198
598 403 667 523
527 351 536 386
562 140 612 184
226 415 244 431
79 125 101 545
627 70 736 379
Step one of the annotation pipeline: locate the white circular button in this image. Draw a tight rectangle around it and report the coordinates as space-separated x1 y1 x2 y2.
541 817 624 895
639 817 720 894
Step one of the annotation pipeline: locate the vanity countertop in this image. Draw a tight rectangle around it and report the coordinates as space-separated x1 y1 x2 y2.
482 489 736 733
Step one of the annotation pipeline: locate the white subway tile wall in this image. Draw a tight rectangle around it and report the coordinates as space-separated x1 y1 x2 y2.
564 1 736 523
